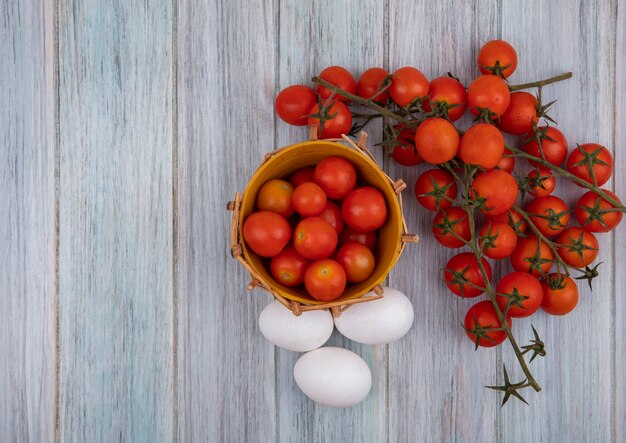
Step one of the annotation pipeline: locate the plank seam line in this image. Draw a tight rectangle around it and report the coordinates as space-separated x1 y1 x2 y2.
273 1 280 442
383 1 390 441
53 0 61 440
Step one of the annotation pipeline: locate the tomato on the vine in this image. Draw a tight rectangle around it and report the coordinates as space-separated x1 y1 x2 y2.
464 300 512 348
484 208 527 234
525 195 570 237
467 75 511 118
497 92 538 135
293 217 338 260
338 226 378 251
470 169 519 216
256 179 295 218
316 66 356 102
270 245 310 287
541 273 579 316
290 167 315 187
304 259 346 301
389 126 422 166
342 187 388 232
458 123 504 169
389 66 429 107
555 227 599 268
308 101 353 139
357 67 390 103
477 40 518 78
318 201 344 234
575 189 623 233
522 126 568 168
422 76 467 121
495 271 543 318
414 169 458 211
495 148 515 173
444 252 492 297
335 242 376 283
275 85 318 126
243 211 291 257
313 156 357 199
566 143 614 187
527 167 556 197
432 206 471 248
510 235 554 276
479 221 518 259
414 117 459 164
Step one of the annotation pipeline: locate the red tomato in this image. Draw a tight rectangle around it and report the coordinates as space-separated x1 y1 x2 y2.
335 242 376 283
495 271 543 318
414 117 459 164
484 208 527 234
292 182 327 217
479 221 518 259
308 102 353 139
495 148 515 173
477 40 518 78
464 300 512 348
510 235 554 276
522 126 568 168
270 245 310 287
389 67 429 107
525 195 570 237
243 211 291 257
293 217 338 259
575 189 623 233
357 67 390 102
338 226 378 251
275 85 317 126
290 167 315 187
467 75 511 117
422 76 467 121
342 187 388 232
313 156 357 199
555 227 599 268
304 259 347 301
432 206 471 248
390 126 422 166
527 168 556 197
497 92 538 135
318 201 344 234
256 179 295 218
316 66 356 102
541 273 579 315
458 123 504 169
444 252 492 297
566 143 614 187
414 169 458 211
470 169 518 216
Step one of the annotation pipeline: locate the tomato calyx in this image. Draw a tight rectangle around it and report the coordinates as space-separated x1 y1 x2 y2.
418 174 457 210
445 266 473 298
486 364 530 406
544 273 568 290
523 122 558 159
569 143 611 186
499 287 529 317
433 209 467 241
523 243 554 276
479 225 499 251
520 326 546 364
464 315 503 350
473 106 497 123
577 195 612 230
574 262 603 290
528 207 571 231
558 230 598 263
308 98 340 137
535 98 557 125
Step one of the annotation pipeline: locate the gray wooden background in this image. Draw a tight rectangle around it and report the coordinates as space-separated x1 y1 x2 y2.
1 0 625 442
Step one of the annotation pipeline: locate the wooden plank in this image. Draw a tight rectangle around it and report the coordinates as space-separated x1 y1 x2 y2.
0 0 56 441
275 1 388 441
175 1 278 442
499 1 616 441
613 0 625 438
386 1 501 441
57 1 174 441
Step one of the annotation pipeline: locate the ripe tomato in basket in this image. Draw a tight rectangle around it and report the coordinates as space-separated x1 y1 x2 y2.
342 187 388 233
318 201 344 234
256 179 295 218
290 167 315 187
336 242 376 283
292 182 327 217
464 300 512 348
305 259 347 301
243 211 291 257
313 156 357 199
338 226 378 251
293 217 338 260
270 245 310 287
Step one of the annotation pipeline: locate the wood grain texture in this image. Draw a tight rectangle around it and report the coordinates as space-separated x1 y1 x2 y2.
0 0 56 441
57 0 174 441
175 1 277 442
275 1 388 442
499 1 616 441
387 1 500 442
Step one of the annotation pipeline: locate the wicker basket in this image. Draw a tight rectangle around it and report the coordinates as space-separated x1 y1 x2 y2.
227 130 418 317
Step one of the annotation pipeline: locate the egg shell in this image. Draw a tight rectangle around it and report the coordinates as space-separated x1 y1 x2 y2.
334 287 414 345
294 347 372 408
258 300 334 352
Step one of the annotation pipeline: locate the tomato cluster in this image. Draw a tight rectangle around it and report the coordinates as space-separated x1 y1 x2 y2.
243 156 388 302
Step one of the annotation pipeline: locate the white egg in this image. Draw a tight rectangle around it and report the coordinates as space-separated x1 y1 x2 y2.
258 300 334 352
334 287 414 345
293 347 372 408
